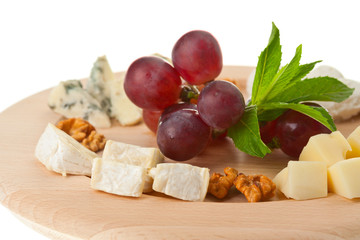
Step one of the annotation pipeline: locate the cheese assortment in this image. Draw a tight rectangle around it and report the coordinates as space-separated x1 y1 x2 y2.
275 127 360 200
91 158 146 197
35 123 211 201
48 56 142 128
35 123 98 176
149 163 210 202
102 140 164 192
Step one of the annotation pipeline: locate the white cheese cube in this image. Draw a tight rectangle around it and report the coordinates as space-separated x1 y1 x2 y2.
299 131 351 167
35 123 98 176
48 80 111 128
102 140 164 193
273 161 327 200
102 140 163 168
328 157 360 199
91 158 146 197
149 163 210 202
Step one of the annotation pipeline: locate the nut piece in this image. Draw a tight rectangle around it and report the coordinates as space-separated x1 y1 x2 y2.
56 118 106 152
82 130 106 152
208 167 238 199
234 173 276 203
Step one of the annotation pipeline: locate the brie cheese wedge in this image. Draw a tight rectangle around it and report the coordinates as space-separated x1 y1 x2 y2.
149 163 210 201
102 140 164 192
35 123 98 176
48 80 111 128
91 157 146 197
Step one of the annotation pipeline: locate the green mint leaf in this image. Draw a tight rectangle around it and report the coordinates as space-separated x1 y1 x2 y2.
258 102 337 131
251 22 281 105
228 105 271 158
259 44 302 103
257 109 286 122
291 60 322 83
269 77 354 103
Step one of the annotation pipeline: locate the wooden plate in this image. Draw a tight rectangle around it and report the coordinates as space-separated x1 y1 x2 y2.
0 66 359 239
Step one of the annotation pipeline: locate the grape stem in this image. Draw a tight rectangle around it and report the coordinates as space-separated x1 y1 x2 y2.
180 85 200 102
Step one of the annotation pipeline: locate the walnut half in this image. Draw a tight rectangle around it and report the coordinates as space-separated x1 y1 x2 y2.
234 173 276 203
56 118 106 152
208 167 238 199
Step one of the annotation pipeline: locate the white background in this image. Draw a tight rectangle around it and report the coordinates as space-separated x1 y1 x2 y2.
0 0 359 239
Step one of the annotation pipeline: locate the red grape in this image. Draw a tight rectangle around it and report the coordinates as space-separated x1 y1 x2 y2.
157 108 211 161
276 108 331 158
197 80 245 130
172 30 222 85
124 56 182 111
160 102 197 121
259 119 278 145
143 109 163 133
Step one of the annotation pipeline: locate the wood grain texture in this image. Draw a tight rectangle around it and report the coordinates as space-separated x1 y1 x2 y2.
0 66 359 240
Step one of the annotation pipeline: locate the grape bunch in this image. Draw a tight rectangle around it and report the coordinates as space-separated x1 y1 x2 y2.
124 30 245 161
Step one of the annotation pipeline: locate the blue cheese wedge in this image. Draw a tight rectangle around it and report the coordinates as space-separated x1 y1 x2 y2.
102 140 164 192
91 158 146 197
48 80 111 128
86 56 115 115
87 56 141 126
110 72 142 126
35 123 98 176
149 163 210 201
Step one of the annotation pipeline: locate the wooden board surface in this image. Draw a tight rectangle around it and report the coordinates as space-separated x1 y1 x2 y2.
0 66 359 240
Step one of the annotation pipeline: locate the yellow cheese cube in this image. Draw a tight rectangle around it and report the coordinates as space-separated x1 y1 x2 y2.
272 167 289 197
299 131 351 167
346 126 360 159
328 157 360 199
273 161 327 200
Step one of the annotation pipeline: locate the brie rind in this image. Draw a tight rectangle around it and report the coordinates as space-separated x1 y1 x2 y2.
102 140 164 192
35 123 98 176
91 158 146 197
149 163 210 202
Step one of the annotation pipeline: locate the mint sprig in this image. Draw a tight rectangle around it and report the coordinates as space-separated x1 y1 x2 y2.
228 22 354 158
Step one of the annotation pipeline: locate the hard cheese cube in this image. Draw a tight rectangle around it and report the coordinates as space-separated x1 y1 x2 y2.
273 161 327 200
299 131 351 167
149 163 210 202
91 158 146 197
102 140 164 193
346 126 360 159
328 157 360 199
